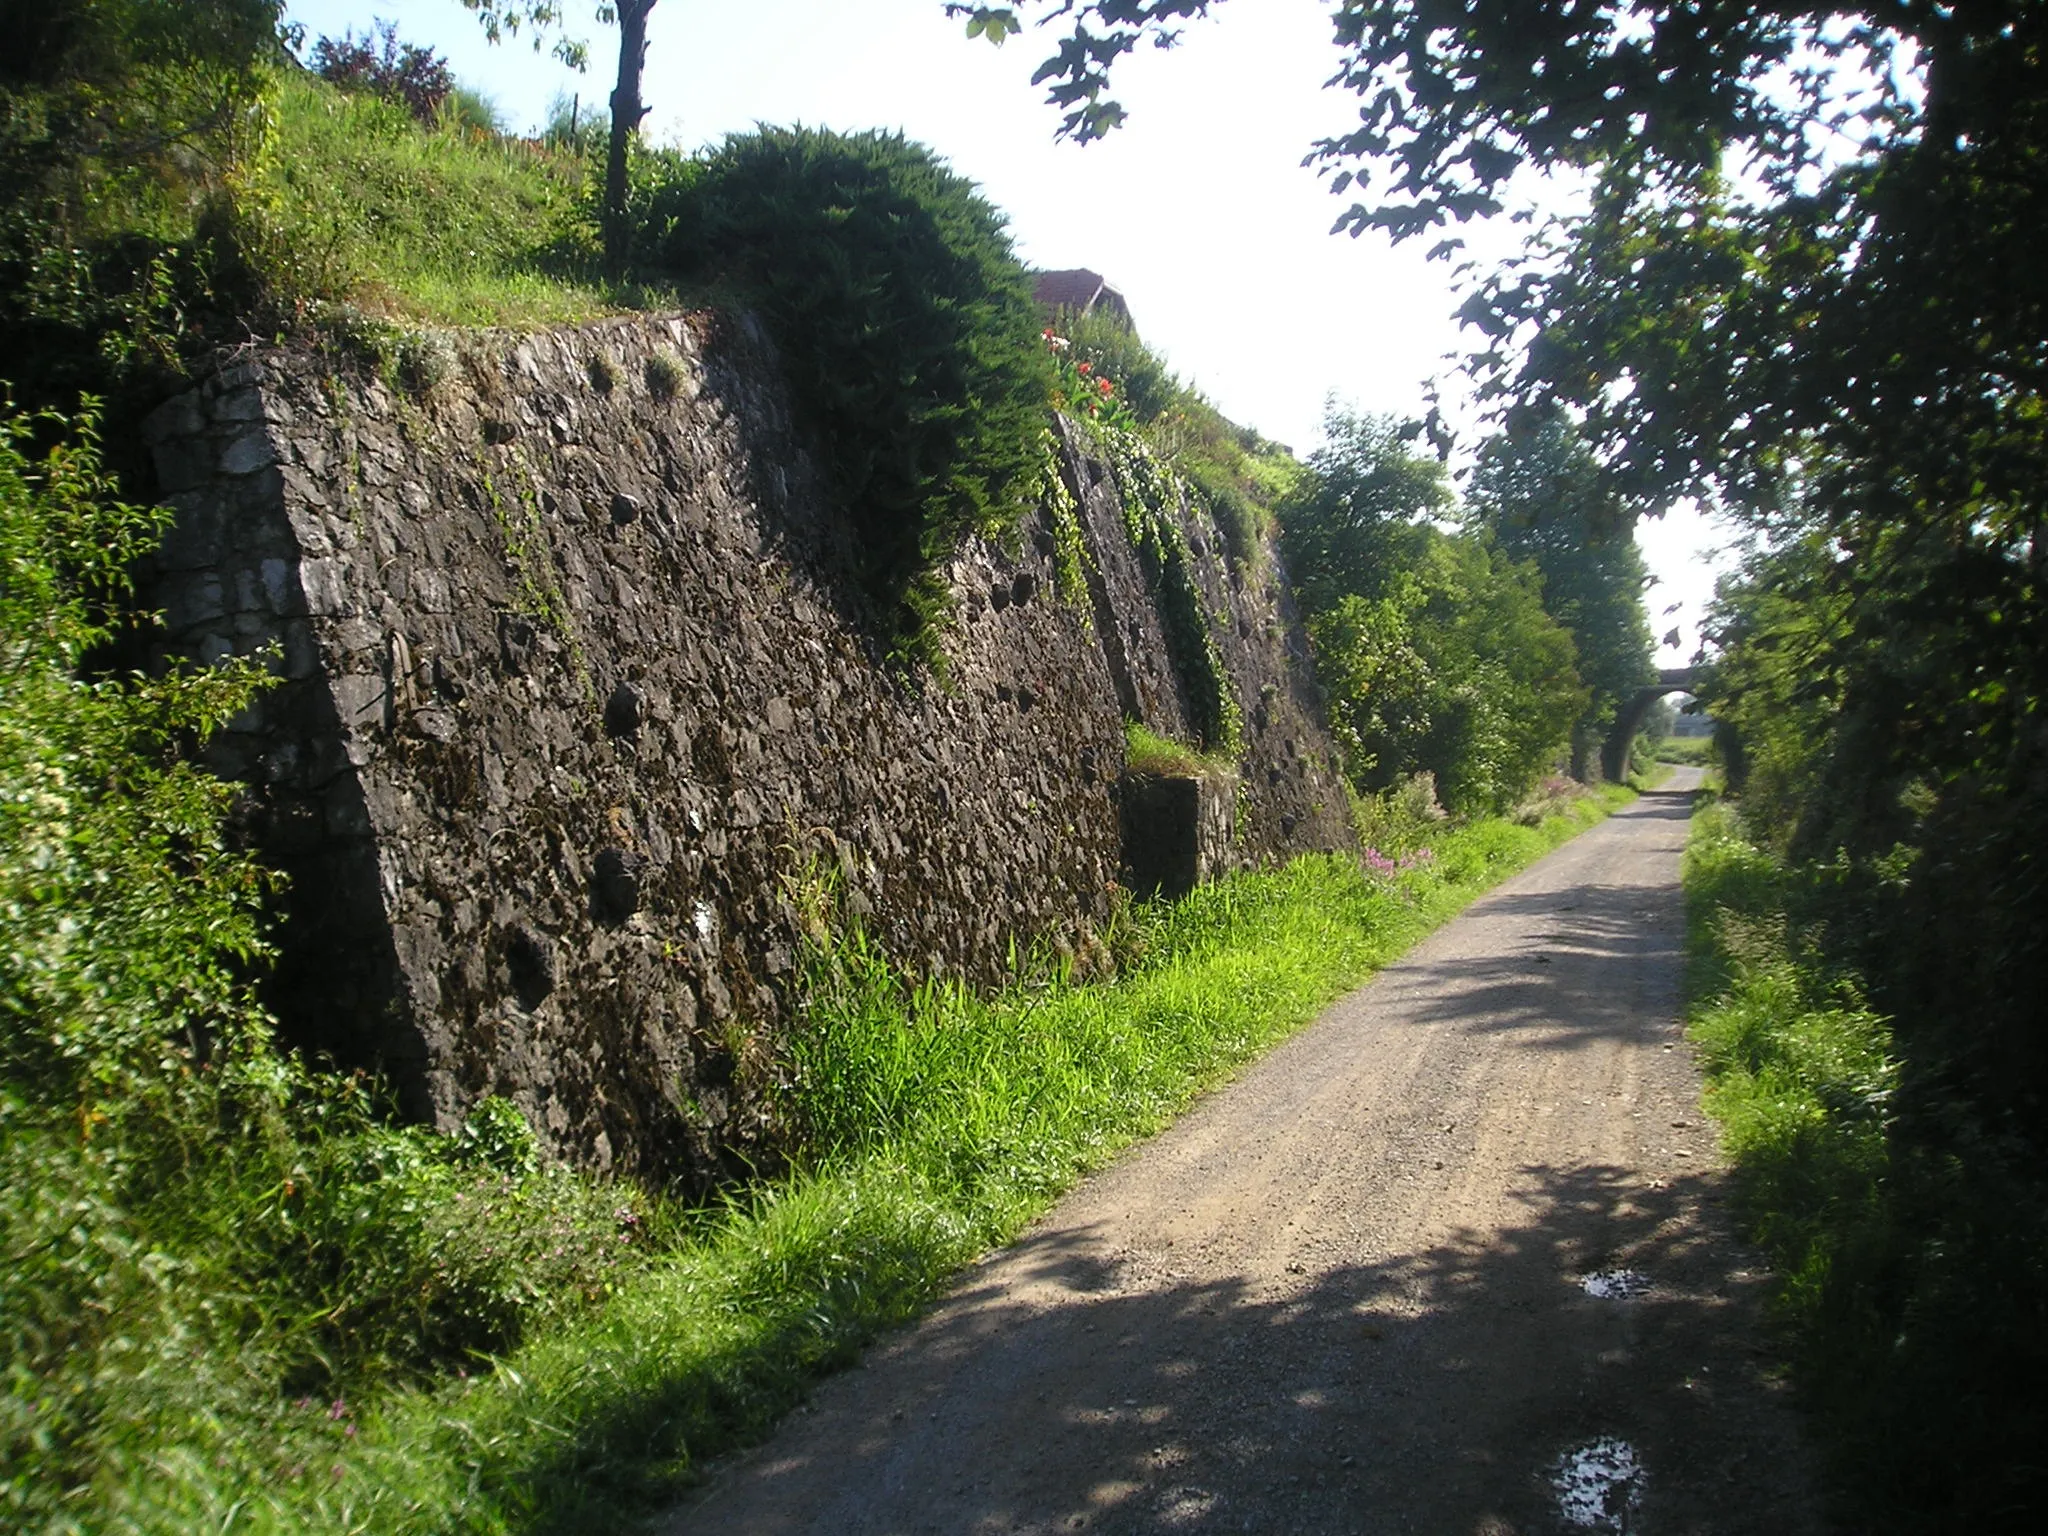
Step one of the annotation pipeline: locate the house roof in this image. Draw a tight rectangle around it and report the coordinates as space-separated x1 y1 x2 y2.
1032 268 1133 326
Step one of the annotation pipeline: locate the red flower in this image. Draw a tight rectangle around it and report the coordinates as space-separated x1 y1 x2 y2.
1097 377 1114 395
1076 362 1092 375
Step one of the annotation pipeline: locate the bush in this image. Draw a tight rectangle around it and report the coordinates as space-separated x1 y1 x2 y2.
632 126 1054 655
0 400 275 1109
0 404 660 1523
1 396 281 1524
310 22 455 126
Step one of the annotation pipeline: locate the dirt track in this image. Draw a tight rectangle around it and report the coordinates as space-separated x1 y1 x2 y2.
662 770 1820 1535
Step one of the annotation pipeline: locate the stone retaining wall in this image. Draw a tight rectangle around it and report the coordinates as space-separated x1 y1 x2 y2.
139 312 1352 1179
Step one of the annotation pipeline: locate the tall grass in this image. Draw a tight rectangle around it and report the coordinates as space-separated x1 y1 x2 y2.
140 788 1632 1534
1682 803 2048 1531
237 72 613 328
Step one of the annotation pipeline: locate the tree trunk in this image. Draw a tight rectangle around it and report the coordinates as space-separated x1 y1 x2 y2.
604 0 656 278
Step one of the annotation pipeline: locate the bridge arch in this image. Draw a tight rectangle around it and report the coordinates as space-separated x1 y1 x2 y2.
1601 667 1700 781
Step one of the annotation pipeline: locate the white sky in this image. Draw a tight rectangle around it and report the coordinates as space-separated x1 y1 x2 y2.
284 0 1734 664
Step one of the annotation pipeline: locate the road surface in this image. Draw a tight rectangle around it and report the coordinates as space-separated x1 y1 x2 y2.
662 769 1819 1534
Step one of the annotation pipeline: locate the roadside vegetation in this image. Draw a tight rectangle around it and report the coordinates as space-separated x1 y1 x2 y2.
1685 799 2047 1530
0 394 1636 1525
4 8 1676 1529
1654 735 1713 767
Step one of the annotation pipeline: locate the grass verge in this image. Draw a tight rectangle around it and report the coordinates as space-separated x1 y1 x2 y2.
177 785 1635 1534
1682 801 2048 1531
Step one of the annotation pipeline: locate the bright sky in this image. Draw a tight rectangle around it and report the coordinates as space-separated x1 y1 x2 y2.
283 0 1734 664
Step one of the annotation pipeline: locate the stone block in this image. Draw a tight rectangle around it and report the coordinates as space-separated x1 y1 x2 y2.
220 428 277 475
141 392 204 445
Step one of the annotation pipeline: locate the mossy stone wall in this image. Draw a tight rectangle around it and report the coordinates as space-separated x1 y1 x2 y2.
139 313 1352 1177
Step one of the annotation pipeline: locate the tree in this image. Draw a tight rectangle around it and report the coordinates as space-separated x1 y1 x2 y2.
1466 409 1655 779
1280 409 1583 812
0 0 284 412
459 1 658 274
963 2 2046 535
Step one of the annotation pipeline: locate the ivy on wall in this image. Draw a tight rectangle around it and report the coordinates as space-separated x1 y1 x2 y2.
1095 423 1242 754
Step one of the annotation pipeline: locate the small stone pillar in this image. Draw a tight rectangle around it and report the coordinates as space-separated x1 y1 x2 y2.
1120 773 1237 899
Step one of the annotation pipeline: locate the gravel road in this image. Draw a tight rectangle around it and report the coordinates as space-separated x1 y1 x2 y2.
661 769 1820 1535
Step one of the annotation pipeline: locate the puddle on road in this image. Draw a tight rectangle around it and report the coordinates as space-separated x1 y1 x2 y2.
1550 1437 1646 1531
1581 1269 1653 1300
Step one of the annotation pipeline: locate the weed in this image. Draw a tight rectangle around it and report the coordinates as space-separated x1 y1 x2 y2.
644 348 686 402
1124 721 1234 779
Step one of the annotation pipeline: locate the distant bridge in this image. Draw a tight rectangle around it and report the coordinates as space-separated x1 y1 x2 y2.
1602 668 1700 781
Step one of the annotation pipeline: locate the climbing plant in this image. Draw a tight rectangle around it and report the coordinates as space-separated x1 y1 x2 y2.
1096 423 1241 754
631 126 1054 664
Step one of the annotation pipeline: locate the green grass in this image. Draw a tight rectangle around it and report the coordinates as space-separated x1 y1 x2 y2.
1683 803 1895 1320
1122 720 1234 778
135 788 1632 1533
240 72 619 329
1681 802 2048 1531
1656 735 1714 765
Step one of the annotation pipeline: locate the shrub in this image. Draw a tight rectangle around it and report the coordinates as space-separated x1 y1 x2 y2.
0 405 660 1521
1350 771 1448 852
1 396 281 1523
632 126 1054 656
310 22 456 126
0 399 275 1109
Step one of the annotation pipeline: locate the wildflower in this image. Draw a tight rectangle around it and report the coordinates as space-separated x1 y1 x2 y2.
1076 361 1092 375
1097 377 1114 396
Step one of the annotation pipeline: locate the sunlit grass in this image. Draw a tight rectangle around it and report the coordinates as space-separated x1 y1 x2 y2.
242 72 621 330
192 786 1633 1534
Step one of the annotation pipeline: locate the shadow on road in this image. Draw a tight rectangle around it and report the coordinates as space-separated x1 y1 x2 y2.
679 1160 1812 1536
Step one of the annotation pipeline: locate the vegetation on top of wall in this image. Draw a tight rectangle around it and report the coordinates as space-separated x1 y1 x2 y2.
1047 302 1297 568
629 125 1056 663
231 70 607 332
1123 721 1235 779
0 0 281 426
0 14 625 435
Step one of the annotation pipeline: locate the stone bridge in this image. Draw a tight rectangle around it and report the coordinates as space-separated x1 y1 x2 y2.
1602 667 1700 780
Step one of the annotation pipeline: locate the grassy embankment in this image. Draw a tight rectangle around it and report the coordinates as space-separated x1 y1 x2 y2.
1654 735 1714 766
1682 799 2047 1530
167 787 1634 1534
237 70 629 337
